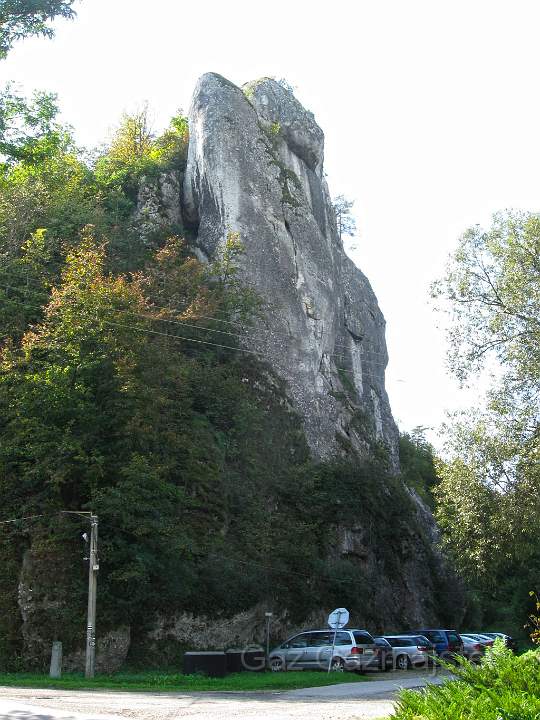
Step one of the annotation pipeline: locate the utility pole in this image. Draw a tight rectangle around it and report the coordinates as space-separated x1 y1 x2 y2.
85 514 99 679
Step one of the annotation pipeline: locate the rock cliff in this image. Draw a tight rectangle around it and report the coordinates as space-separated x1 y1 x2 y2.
3 76 462 674
183 74 399 465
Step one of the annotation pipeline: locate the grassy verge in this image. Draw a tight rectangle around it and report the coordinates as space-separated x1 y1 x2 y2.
0 670 370 692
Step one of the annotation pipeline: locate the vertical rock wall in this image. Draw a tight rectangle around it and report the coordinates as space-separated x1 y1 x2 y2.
183 73 398 464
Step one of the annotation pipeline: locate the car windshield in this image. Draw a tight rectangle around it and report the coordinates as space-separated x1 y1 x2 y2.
385 637 414 647
353 632 373 645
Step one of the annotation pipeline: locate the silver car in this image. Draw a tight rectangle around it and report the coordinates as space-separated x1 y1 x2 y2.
382 635 434 670
460 634 487 663
269 629 377 672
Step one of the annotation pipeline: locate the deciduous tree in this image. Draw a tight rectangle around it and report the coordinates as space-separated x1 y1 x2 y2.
0 0 76 59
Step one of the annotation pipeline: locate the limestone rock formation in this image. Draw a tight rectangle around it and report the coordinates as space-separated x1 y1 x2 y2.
183 74 398 465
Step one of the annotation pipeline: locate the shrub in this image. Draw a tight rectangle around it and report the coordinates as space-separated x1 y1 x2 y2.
393 641 540 720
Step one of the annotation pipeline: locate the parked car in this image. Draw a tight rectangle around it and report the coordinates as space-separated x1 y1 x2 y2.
480 632 518 653
412 629 464 659
373 636 394 671
382 635 434 670
269 629 377 672
460 634 487 663
462 632 494 647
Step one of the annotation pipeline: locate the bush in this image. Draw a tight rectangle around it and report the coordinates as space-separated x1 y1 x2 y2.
393 641 540 720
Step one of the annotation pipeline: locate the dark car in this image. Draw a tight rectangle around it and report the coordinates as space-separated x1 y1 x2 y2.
412 629 464 659
373 636 394 671
476 632 518 653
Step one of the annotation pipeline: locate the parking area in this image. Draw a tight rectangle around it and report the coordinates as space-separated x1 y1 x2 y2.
0 671 447 720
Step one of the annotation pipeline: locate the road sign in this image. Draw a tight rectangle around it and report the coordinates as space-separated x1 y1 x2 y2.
327 607 349 630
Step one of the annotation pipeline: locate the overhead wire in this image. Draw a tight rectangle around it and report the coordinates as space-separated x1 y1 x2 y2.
0 267 391 358
1 291 393 384
0 513 464 598
0 275 392 372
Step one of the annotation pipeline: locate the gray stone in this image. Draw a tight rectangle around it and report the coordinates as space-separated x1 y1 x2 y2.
134 171 183 243
183 73 398 465
63 627 131 674
49 641 62 678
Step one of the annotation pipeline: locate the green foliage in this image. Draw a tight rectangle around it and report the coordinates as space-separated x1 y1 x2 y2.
394 642 540 720
399 428 439 508
94 106 189 203
333 194 357 244
529 592 540 645
0 0 76 59
432 211 540 391
0 88 69 165
0 92 456 671
432 210 540 642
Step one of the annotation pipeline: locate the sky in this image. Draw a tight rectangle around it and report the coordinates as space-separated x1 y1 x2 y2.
3 0 540 444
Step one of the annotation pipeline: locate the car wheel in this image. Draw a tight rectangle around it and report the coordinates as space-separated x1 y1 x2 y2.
396 654 409 671
270 657 285 672
330 657 345 672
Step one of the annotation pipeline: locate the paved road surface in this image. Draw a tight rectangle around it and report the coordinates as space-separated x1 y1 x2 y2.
0 671 447 720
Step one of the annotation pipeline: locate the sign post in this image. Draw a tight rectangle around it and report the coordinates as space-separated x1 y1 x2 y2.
327 607 349 673
264 612 273 668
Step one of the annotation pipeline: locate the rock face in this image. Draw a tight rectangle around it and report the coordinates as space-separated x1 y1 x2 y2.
184 74 398 464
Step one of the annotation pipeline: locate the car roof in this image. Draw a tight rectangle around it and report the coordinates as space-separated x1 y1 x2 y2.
384 634 426 639
298 628 371 632
415 628 457 632
295 629 349 632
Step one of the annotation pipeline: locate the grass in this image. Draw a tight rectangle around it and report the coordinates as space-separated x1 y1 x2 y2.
393 641 540 720
0 669 370 693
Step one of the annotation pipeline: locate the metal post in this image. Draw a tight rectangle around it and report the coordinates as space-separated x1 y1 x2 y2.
265 612 273 668
327 610 342 673
85 514 98 679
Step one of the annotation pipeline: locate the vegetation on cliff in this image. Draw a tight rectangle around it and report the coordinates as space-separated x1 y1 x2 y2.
0 94 458 670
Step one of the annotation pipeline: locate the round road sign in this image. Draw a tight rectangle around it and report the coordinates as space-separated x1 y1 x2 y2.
327 607 349 629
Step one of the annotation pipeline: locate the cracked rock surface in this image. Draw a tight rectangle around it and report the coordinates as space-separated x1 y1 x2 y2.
184 73 398 464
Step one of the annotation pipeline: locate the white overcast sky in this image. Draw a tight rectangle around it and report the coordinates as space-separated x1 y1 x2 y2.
3 0 540 444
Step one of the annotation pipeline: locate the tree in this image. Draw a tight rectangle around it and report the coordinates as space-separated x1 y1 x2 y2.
333 194 357 245
0 0 76 59
398 427 439 507
432 211 540 390
0 87 68 164
432 210 540 637
107 105 156 166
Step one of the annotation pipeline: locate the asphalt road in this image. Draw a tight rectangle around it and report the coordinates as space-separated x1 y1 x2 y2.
0 671 447 720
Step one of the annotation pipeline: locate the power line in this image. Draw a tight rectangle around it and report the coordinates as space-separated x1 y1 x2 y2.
102 319 264 356
0 510 93 526
0 278 391 372
1 292 393 384
1 295 394 390
0 269 392 360
0 513 47 525
1 507 462 599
